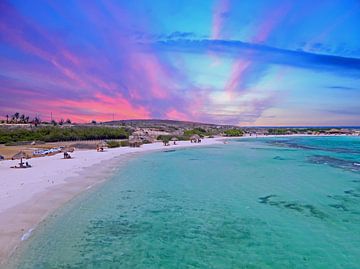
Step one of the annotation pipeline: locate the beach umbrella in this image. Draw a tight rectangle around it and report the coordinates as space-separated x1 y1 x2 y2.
190 134 200 140
11 151 30 163
62 146 74 152
97 141 108 148
190 134 201 143
171 137 179 141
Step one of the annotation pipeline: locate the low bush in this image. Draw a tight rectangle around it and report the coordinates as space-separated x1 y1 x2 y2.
224 129 244 137
0 126 129 144
120 140 129 147
106 140 121 148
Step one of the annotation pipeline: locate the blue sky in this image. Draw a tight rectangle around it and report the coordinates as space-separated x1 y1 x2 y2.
0 0 359 125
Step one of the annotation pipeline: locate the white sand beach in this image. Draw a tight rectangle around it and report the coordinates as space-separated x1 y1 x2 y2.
0 138 224 265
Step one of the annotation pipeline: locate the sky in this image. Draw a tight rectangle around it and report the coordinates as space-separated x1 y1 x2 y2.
0 0 359 126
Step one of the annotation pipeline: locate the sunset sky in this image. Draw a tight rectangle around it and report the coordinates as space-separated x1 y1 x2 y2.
1 0 359 126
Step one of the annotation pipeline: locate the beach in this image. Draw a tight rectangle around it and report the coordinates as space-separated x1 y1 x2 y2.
1 134 358 267
0 138 223 266
5 135 360 268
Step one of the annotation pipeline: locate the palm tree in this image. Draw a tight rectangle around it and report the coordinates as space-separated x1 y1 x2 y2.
20 114 25 123
25 116 30 123
6 115 9 123
12 112 20 123
33 116 41 127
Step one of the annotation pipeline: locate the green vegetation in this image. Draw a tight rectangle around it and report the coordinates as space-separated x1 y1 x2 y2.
224 129 244 137
183 128 208 138
157 134 185 142
160 136 171 146
0 126 130 144
267 128 289 135
106 140 121 148
120 140 129 147
157 135 172 141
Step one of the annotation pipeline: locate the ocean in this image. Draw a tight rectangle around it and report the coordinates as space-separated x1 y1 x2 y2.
11 136 360 268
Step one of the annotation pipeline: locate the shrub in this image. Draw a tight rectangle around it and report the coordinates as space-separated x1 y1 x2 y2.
183 128 206 138
157 135 172 141
0 126 130 144
224 129 244 137
106 140 120 148
120 140 129 147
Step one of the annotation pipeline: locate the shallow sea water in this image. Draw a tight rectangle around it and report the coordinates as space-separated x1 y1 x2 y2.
11 136 360 269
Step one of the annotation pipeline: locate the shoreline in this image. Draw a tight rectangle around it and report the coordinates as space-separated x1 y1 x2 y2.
0 134 358 266
0 138 225 266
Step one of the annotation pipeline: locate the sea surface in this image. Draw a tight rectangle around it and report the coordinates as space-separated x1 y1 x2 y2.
10 136 360 268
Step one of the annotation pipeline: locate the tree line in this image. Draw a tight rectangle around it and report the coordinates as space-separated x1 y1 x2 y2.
1 112 73 126
0 126 130 145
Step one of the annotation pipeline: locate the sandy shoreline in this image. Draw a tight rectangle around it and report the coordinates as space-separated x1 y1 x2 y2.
0 138 225 266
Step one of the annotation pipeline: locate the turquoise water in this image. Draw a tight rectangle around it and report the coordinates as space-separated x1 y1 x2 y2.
11 136 360 268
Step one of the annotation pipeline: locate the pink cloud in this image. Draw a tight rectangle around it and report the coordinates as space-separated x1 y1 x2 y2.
30 92 151 122
165 109 190 121
211 0 230 40
0 1 199 122
134 54 169 99
222 2 292 95
224 59 252 95
252 2 292 43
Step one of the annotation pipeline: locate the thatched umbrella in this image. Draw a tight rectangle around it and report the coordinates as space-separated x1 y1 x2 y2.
11 151 30 164
171 137 178 145
190 134 200 143
0 155 5 161
96 141 107 152
62 146 74 153
97 141 107 150
97 141 108 147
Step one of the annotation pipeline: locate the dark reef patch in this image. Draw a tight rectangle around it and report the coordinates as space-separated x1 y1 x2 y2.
327 188 360 216
273 156 287 161
258 195 328 220
329 204 349 211
267 140 360 154
258 194 277 204
308 155 360 173
269 141 317 151
344 189 360 198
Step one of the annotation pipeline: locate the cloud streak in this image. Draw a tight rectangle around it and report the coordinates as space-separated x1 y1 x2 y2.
0 0 359 126
153 39 360 73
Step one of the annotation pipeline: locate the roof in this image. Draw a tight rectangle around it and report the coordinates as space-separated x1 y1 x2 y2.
12 151 30 160
97 141 107 147
190 134 201 139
